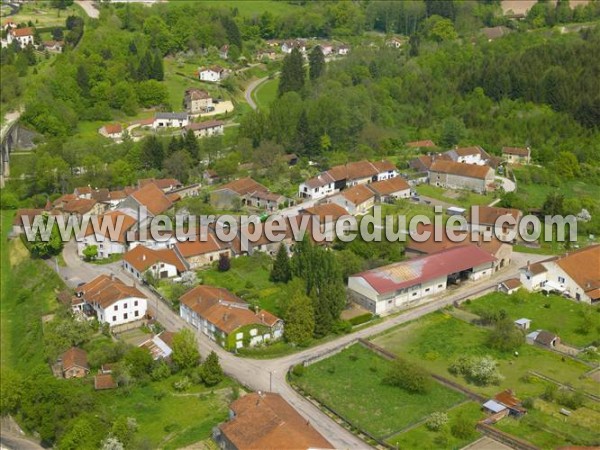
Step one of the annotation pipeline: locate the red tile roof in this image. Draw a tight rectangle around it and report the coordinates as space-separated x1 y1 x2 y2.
214 177 269 196
94 373 117 390
340 184 375 206
555 245 600 298
220 392 334 450
61 347 89 371
10 27 34 37
12 208 43 226
353 245 497 295
102 123 122 135
123 246 187 273
469 206 522 226
83 210 137 243
303 203 349 221
429 160 493 180
175 233 228 257
185 88 211 100
62 198 97 215
406 140 436 148
130 182 173 216
502 147 530 157
76 274 146 309
502 278 522 290
369 177 410 196
180 286 280 334
138 178 182 191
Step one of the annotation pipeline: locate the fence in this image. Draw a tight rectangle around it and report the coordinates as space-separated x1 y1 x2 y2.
528 370 600 402
301 339 359 367
476 423 539 450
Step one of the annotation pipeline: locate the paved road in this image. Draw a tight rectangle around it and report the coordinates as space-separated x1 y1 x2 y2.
76 0 99 18
244 76 268 110
57 239 547 448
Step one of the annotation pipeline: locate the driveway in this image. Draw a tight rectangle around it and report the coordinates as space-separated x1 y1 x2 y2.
57 240 547 449
496 176 516 193
76 0 99 18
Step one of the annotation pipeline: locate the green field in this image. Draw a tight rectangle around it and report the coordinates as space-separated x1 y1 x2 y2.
464 291 600 347
387 401 484 449
4 2 83 28
416 184 492 208
0 211 62 372
252 77 278 111
199 253 284 315
371 313 597 399
95 376 234 449
292 344 466 439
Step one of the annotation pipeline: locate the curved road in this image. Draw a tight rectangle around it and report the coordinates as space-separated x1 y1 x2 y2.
244 76 269 111
55 241 548 449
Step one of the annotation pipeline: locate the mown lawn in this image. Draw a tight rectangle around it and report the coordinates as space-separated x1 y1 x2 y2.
387 401 485 449
292 344 466 439
199 253 284 315
9 2 83 28
371 313 597 399
416 184 492 208
204 0 302 17
253 77 278 110
464 291 600 347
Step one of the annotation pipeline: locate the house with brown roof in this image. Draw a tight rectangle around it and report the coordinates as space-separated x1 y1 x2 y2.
77 210 137 259
139 331 175 360
298 160 398 200
368 177 411 202
428 160 495 194
406 140 437 149
61 198 103 219
468 206 523 242
482 26 512 41
210 177 285 211
445 146 491 166
216 392 334 450
138 178 182 193
199 65 227 82
174 233 232 269
99 123 123 140
179 285 283 350
500 278 522 295
519 245 600 304
409 153 451 173
502 146 531 165
60 347 90 379
119 182 173 219
184 88 213 114
330 184 375 215
527 330 560 348
123 245 188 281
76 274 148 327
12 208 43 235
7 27 34 48
184 120 224 138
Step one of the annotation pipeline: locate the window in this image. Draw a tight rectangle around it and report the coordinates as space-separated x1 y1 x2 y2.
134 300 138 306
558 277 565 283
123 313 128 320
123 303 127 309
412 292 418 297
134 310 139 317
438 284 443 288
114 305 118 311
425 288 430 292
112 316 116 322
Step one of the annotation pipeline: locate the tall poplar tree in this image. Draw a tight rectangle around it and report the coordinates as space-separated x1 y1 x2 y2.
278 48 304 97
309 46 325 80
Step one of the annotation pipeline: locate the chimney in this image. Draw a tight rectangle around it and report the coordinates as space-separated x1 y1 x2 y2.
142 254 146 261
110 273 115 281
526 260 531 271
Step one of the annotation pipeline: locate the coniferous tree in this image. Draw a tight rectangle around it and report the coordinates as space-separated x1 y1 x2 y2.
137 51 153 81
309 46 325 80
221 16 242 50
201 351 224 386
295 110 316 156
270 244 292 283
76 65 89 97
218 253 231 272
140 135 164 170
278 48 304 97
183 129 199 159
151 48 164 81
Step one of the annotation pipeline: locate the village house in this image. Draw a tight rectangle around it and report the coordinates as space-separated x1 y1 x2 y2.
281 39 306 54
98 123 123 140
319 43 334 55
428 160 495 194
337 44 350 55
210 177 284 211
183 88 213 114
368 177 411 202
215 392 334 450
59 347 90 379
348 245 496 315
330 184 375 215
483 390 526 418
255 49 277 61
7 27 34 48
173 234 232 269
3 19 17 31
77 210 137 258
526 330 560 348
61 198 103 220
203 169 220 185
184 120 224 138
445 146 491 166
118 182 173 224
138 178 183 193
76 274 148 327
409 153 451 172
179 286 283 350
385 36 405 48
468 206 523 242
482 26 512 41
43 40 63 53
12 208 44 235
152 112 189 129
298 159 398 200
519 244 600 304
502 146 531 165
123 245 188 281
300 203 350 242
199 65 227 82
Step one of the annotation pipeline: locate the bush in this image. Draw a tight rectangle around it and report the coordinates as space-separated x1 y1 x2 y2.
173 376 191 391
522 397 535 409
383 357 431 394
349 313 373 326
557 390 585 410
292 364 304 377
451 414 474 439
449 356 503 386
426 412 449 431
